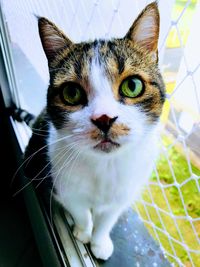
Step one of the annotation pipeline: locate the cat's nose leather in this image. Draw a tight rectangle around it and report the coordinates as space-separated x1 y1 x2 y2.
91 114 118 134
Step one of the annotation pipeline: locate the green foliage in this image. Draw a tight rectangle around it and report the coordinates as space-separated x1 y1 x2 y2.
135 136 200 267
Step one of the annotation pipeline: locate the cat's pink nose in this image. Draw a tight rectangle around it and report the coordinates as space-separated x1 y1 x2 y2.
91 114 118 134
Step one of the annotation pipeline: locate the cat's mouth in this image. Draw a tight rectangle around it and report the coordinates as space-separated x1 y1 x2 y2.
94 138 120 153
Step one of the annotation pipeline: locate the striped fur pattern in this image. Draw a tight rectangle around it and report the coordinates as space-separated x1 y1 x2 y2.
26 2 165 260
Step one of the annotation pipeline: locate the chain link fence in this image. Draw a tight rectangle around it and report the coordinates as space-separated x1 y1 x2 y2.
1 0 200 266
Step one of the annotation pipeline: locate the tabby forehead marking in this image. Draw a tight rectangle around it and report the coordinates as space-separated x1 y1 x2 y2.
89 53 119 119
89 55 112 96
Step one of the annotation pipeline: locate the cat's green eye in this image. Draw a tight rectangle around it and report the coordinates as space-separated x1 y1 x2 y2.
120 77 144 98
62 83 86 106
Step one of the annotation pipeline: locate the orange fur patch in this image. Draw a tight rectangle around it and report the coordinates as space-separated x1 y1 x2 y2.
90 129 102 141
110 123 130 139
90 123 130 141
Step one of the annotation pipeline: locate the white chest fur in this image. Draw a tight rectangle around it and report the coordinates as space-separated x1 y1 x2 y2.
48 126 158 212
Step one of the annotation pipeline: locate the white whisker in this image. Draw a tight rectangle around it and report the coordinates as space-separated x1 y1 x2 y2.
11 133 77 194
35 141 80 189
48 142 82 227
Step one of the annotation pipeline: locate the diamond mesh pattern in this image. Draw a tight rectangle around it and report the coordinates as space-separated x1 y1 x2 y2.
135 1 200 266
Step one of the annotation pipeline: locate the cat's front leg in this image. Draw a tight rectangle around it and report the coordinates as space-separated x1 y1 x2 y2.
65 201 93 244
91 207 124 260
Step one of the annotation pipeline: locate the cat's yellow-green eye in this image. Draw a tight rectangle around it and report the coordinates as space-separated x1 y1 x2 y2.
62 83 86 106
120 76 144 98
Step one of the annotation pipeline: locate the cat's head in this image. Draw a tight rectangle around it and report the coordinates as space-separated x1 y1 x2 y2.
38 2 165 155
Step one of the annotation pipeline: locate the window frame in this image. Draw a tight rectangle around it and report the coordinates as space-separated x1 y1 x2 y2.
0 4 96 267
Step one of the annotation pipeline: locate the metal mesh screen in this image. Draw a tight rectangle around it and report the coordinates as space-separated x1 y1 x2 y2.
1 0 200 266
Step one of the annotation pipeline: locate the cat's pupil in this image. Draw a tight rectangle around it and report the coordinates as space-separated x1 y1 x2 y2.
69 88 77 97
128 79 136 91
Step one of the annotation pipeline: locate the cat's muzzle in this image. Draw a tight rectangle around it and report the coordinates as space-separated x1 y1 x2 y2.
94 138 120 153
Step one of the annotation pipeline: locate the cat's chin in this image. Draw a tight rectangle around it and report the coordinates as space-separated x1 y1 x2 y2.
93 138 120 153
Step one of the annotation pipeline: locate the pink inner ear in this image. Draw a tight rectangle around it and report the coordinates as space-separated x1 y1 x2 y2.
134 13 159 52
126 3 159 54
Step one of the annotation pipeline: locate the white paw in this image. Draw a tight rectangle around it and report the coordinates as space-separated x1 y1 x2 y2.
73 225 91 244
91 236 114 260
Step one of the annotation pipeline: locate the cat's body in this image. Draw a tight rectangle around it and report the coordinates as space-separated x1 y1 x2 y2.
24 2 165 260
49 127 158 259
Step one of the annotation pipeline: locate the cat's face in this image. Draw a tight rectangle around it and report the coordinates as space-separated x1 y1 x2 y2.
39 2 165 155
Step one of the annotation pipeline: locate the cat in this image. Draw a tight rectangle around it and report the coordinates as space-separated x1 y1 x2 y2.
24 1 165 261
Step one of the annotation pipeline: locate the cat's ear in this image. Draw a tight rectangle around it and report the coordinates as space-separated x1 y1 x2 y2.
38 17 73 61
125 2 159 61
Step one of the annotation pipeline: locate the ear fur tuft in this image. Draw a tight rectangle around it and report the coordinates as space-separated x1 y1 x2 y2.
38 17 73 61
